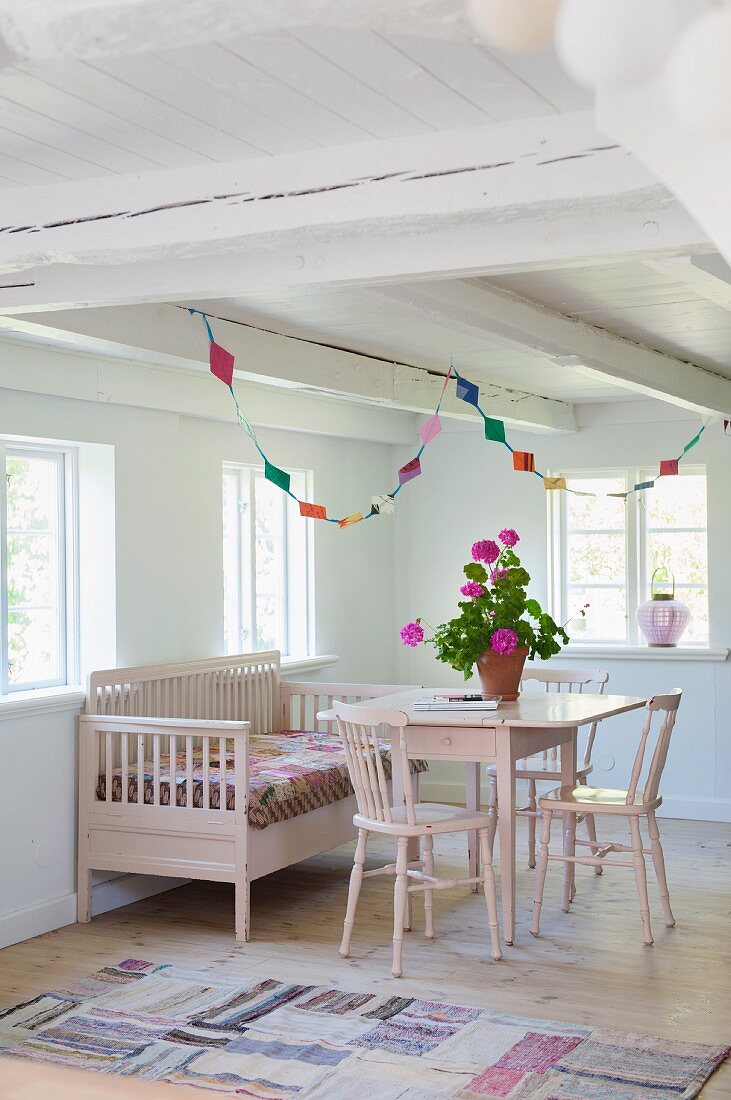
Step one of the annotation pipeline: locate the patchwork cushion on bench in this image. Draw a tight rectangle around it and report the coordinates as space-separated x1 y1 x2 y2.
96 729 427 830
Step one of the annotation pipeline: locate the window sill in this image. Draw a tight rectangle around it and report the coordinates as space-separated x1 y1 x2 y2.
558 645 728 662
281 654 339 675
0 684 86 720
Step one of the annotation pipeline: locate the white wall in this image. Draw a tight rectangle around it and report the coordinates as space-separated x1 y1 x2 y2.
0 361 401 946
394 403 731 822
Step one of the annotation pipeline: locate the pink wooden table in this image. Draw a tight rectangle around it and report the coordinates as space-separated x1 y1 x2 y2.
342 688 647 945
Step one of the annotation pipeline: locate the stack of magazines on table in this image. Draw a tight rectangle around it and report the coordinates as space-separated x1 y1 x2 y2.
412 692 502 712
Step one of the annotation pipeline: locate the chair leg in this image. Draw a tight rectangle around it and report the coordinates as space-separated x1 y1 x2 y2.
423 833 435 940
580 777 602 877
531 809 552 937
487 773 498 855
562 815 576 913
629 816 654 946
527 779 537 869
392 836 410 977
339 829 368 958
478 827 502 960
647 811 675 928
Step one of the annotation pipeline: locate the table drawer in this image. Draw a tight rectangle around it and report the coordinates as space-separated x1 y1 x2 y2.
406 725 497 760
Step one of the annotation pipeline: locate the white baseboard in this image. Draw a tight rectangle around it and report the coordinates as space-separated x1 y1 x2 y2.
658 796 731 823
0 893 77 950
92 873 190 917
0 874 189 950
419 779 731 823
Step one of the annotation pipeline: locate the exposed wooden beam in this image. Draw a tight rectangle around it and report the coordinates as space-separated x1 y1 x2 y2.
0 338 419 446
366 279 731 417
0 0 470 69
0 304 577 433
0 113 706 313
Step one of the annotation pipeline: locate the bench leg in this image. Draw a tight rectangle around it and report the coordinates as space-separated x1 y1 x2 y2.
77 829 92 924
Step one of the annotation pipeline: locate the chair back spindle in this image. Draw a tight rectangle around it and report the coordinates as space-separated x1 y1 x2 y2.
333 702 412 826
626 689 682 805
519 667 609 769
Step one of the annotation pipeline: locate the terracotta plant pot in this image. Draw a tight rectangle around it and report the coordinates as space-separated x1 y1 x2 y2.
476 645 529 702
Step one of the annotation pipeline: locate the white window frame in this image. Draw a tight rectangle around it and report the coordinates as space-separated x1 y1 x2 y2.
548 465 708 648
223 463 314 659
0 440 79 694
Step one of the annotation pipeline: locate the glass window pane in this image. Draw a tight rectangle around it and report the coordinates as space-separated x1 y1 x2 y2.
676 586 708 643
566 478 626 530
648 530 707 585
8 607 61 686
254 475 285 652
646 474 706 529
222 471 241 655
567 586 627 642
7 533 54 607
222 465 311 659
6 455 56 530
6 453 64 687
568 532 626 584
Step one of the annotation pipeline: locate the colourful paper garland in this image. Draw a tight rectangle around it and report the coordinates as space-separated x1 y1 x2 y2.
191 309 712 524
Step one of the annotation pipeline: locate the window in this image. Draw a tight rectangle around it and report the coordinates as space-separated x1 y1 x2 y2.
1 443 78 692
222 464 313 657
550 467 708 646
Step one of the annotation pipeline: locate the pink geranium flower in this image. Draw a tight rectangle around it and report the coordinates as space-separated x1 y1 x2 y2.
490 627 519 655
400 621 424 647
490 567 509 582
460 581 485 599
499 528 520 547
472 539 499 564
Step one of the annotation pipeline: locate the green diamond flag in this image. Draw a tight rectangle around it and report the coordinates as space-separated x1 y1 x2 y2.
484 416 506 444
264 460 291 494
683 432 702 454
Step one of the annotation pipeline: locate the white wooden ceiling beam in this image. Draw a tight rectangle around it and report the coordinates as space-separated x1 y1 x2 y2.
0 0 471 68
0 112 706 313
0 339 418 445
0 304 577 433
366 279 731 417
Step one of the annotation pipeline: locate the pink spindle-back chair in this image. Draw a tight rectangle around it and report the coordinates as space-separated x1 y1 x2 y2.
334 701 502 978
531 689 682 946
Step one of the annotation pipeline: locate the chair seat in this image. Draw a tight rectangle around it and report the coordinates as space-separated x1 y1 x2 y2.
487 758 592 780
538 785 662 815
354 802 493 837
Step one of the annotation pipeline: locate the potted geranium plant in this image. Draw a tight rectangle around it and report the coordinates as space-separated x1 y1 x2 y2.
400 530 576 700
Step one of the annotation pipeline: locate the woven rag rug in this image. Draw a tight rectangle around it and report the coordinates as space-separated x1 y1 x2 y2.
0 960 727 1098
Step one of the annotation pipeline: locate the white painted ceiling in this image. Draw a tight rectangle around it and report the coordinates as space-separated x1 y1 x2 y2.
182 248 731 407
2 15 730 418
0 32 589 185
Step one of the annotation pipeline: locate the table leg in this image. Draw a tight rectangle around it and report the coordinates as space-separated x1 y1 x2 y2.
560 731 578 902
465 762 481 893
496 731 516 945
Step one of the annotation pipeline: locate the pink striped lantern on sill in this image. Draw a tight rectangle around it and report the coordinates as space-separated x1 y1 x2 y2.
636 569 690 647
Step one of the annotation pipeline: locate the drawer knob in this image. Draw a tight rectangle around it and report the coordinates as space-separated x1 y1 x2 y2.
441 736 452 746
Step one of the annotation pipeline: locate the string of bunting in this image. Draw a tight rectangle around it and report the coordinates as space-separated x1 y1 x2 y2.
192 308 713 526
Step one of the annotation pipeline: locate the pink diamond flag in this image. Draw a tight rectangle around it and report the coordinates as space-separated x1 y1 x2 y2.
210 341 235 386
419 414 442 445
398 457 422 485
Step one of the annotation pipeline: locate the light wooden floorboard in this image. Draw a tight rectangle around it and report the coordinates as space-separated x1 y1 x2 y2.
1 817 729 1096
